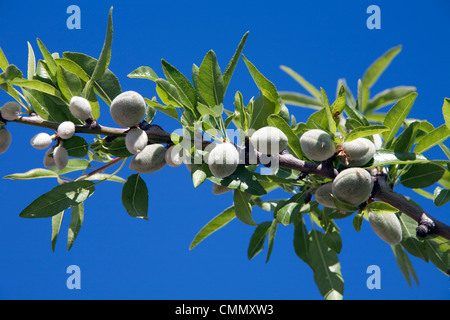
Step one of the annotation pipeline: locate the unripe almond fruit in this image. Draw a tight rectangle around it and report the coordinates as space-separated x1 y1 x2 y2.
250 126 288 155
1 101 21 121
43 147 56 168
212 184 232 195
341 137 375 167
0 128 12 154
207 142 239 179
110 91 146 128
129 144 166 174
165 144 184 167
30 132 53 150
125 128 148 154
69 96 92 121
53 146 69 170
300 129 336 161
57 121 75 140
368 211 402 245
314 182 336 208
332 167 373 206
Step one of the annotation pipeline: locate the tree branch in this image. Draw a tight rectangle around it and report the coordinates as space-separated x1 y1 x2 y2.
270 152 450 241
12 115 172 143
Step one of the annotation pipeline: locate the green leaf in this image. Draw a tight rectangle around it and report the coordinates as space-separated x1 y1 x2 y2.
309 230 344 300
55 58 90 82
393 121 420 153
208 166 267 196
144 98 179 120
50 159 90 175
11 78 62 99
56 65 82 100
0 47 9 70
248 221 272 260
191 164 207 188
98 136 133 158
400 163 445 188
265 219 278 264
161 59 197 111
362 45 402 89
223 31 249 91
233 189 257 226
279 91 322 110
382 92 418 144
366 86 417 112
62 52 121 107
267 114 303 159
243 55 280 108
292 212 311 266
443 98 450 131
155 78 184 108
23 88 69 123
344 125 390 142
0 64 23 83
424 239 450 275
414 124 450 154
36 38 57 78
4 168 58 180
197 50 225 107
19 181 95 219
249 93 277 131
67 202 84 251
64 136 89 158
370 149 443 168
280 65 321 99
433 186 450 207
398 213 428 262
121 174 149 219
330 85 346 115
320 87 336 134
127 66 158 81
392 244 419 287
84 173 126 184
189 206 236 250
366 201 399 214
324 230 342 254
51 211 64 252
27 42 36 80
90 7 113 82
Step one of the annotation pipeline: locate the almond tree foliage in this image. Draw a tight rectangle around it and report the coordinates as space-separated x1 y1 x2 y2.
0 8 449 300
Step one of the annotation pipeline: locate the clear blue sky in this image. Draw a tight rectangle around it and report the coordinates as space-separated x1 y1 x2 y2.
0 0 449 300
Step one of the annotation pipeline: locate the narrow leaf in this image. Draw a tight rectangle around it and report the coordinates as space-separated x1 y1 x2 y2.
366 86 417 112
4 168 59 180
243 55 280 108
248 221 272 260
189 206 236 250
27 42 36 80
51 211 64 252
362 45 402 89
443 98 450 131
344 125 390 142
279 91 322 110
414 124 450 154
382 92 418 144
400 163 445 188
267 114 303 159
233 189 257 226
198 50 225 107
223 31 249 90
280 65 321 99
90 7 113 82
67 202 84 251
265 219 278 263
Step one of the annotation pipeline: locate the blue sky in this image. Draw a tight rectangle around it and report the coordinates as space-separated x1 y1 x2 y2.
0 0 449 300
